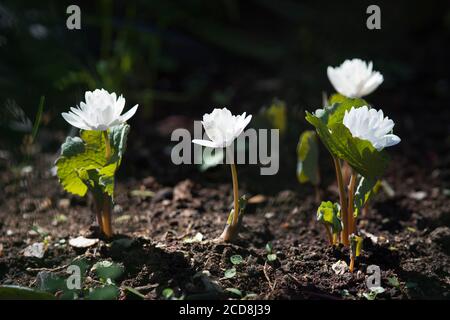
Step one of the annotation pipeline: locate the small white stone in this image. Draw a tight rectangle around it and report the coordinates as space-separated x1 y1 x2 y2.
408 191 427 201
69 236 99 248
23 242 45 258
331 260 348 275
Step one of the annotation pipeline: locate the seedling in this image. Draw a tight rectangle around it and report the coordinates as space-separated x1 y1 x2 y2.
265 242 277 261
192 108 252 242
317 201 342 245
56 89 138 238
230 255 243 265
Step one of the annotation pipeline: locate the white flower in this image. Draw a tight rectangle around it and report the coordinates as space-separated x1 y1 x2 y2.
327 59 383 98
62 89 138 131
192 108 252 148
343 106 400 151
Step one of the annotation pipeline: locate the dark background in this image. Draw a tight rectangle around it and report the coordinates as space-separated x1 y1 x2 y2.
0 0 449 192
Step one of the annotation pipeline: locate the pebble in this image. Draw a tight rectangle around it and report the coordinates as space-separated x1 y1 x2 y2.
58 198 70 210
23 242 45 258
408 191 427 201
331 260 348 275
69 236 99 248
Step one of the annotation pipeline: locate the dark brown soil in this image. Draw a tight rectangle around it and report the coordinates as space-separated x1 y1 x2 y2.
1 147 449 300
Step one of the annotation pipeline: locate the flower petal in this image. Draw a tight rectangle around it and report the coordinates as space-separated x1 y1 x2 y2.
119 104 138 122
192 139 219 148
61 112 91 130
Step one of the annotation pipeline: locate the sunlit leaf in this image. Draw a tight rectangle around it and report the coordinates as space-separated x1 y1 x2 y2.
297 130 319 185
306 104 389 179
317 201 342 234
55 124 129 197
354 176 377 216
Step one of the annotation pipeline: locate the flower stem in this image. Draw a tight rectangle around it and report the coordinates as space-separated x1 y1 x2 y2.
100 130 113 239
103 131 111 161
217 163 240 242
230 163 239 227
333 156 349 246
347 170 357 235
349 256 355 273
324 224 333 245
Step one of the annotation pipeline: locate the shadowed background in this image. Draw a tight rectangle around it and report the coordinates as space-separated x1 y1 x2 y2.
0 0 449 193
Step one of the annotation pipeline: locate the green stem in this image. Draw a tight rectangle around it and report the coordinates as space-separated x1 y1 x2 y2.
230 163 239 227
100 130 113 239
103 131 111 161
347 170 357 235
333 156 349 246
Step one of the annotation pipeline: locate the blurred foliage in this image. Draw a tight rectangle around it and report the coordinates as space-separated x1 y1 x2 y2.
0 0 448 177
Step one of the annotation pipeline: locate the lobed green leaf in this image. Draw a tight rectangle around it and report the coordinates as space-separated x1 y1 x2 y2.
306 106 389 179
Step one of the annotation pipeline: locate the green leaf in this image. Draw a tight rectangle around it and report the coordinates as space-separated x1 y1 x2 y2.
162 288 174 299
0 285 55 300
225 288 243 297
230 255 243 265
87 285 120 300
328 93 347 104
109 124 130 163
349 234 363 258
297 130 320 185
56 124 129 197
388 276 400 288
306 107 389 179
92 261 124 282
354 176 377 216
267 254 277 262
265 242 273 253
317 201 342 234
124 286 146 300
224 268 237 279
36 272 66 293
31 96 45 142
265 99 287 134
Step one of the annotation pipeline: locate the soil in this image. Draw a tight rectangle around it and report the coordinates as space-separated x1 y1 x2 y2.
0 136 449 300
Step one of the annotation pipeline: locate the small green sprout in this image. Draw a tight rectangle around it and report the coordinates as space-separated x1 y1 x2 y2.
162 288 174 299
349 234 363 272
224 268 237 279
230 255 243 265
265 242 277 261
317 201 342 245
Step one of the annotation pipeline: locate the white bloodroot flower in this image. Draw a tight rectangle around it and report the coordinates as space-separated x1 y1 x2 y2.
327 59 384 98
192 108 252 148
62 89 138 131
343 106 400 151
